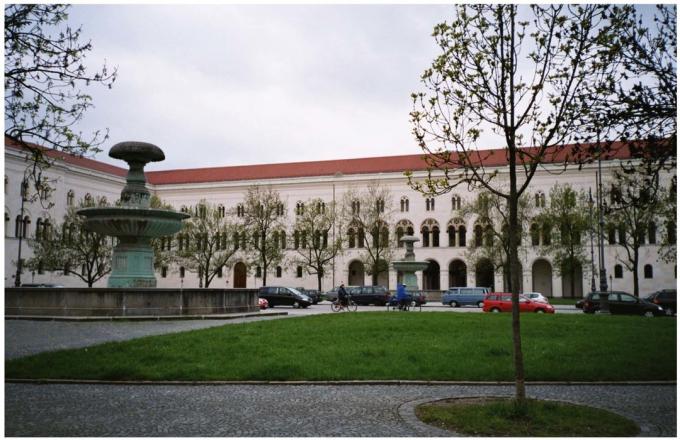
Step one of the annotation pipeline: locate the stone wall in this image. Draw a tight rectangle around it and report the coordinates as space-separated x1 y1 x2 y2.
5 288 259 317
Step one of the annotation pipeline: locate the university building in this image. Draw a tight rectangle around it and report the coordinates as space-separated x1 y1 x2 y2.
5 136 676 297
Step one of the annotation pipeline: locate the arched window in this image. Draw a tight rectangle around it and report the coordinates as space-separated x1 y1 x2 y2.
400 196 409 212
648 222 656 245
276 266 282 278
255 266 262 277
43 219 51 241
296 266 303 278
161 266 168 278
357 228 365 248
348 228 356 248
432 226 440 247
474 225 483 247
351 199 360 215
294 230 300 249
218 204 225 218
66 190 75 206
395 220 414 248
179 267 185 278
425 197 435 211
451 195 461 210
280 230 286 249
301 230 307 249
35 218 43 241
296 202 305 216
217 266 223 278
644 264 653 279
421 219 439 248
530 223 540 246
236 204 244 217
668 221 676 244
458 226 466 247
541 223 551 245
276 202 285 216
617 226 626 245
376 198 385 213
322 231 328 249
484 224 493 247
447 225 455 247
421 226 430 247
614 264 623 278
314 230 321 248
22 216 30 238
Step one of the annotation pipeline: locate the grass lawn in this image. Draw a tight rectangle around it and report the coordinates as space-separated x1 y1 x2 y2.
6 312 676 381
416 397 640 436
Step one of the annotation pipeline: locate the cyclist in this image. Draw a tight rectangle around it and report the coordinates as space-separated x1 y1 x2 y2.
337 283 348 308
396 283 410 311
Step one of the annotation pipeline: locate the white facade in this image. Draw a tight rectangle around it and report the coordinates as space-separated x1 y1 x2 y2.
4 142 676 297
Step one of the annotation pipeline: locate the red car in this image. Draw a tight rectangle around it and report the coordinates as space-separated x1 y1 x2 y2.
483 293 555 314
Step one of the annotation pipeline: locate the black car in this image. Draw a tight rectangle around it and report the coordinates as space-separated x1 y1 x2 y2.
348 285 391 306
296 288 322 304
258 286 312 308
645 289 676 315
582 291 665 317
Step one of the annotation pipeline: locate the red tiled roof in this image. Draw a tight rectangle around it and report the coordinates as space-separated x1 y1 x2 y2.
5 136 128 178
5 135 636 185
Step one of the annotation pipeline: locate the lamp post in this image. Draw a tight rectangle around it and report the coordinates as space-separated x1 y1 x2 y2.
596 131 610 314
588 188 597 293
14 178 29 287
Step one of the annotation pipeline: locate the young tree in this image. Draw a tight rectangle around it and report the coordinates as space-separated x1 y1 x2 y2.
658 176 677 264
175 200 239 288
26 199 112 287
605 163 668 297
536 184 591 298
5 4 117 179
149 195 178 271
408 4 613 402
341 182 395 286
242 185 286 287
289 198 343 291
462 191 530 291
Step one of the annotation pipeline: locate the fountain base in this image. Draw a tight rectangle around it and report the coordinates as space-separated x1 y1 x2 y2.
109 243 156 288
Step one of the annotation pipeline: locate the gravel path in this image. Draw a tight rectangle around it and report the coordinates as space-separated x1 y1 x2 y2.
5 383 675 437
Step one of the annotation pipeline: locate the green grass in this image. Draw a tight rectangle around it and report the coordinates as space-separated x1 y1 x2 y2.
6 313 676 381
416 397 640 436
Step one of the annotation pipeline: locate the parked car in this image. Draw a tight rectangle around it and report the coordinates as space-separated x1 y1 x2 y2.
387 290 427 308
645 289 676 315
296 288 322 304
324 286 359 303
348 285 391 306
20 283 64 288
258 286 312 308
442 287 491 307
582 291 665 317
258 298 269 310
483 293 555 313
523 292 549 303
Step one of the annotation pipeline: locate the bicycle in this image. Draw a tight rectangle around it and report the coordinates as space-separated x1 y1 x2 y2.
331 295 357 312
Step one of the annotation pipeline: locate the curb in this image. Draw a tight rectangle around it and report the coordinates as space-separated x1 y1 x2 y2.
6 379 676 386
4 311 288 322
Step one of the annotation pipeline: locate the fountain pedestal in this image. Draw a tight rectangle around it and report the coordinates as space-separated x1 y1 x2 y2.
391 236 429 291
77 142 189 288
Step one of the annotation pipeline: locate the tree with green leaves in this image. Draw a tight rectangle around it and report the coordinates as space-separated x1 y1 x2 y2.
289 198 343 291
462 191 530 291
341 182 395 286
5 4 117 179
174 200 239 288
408 4 615 403
658 176 676 265
605 162 669 297
242 185 287 287
536 184 591 298
26 198 112 287
149 195 178 272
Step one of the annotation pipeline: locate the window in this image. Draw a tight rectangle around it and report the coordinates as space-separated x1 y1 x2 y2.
236 204 245 217
668 221 676 244
425 197 435 211
35 218 43 241
179 266 185 278
276 266 282 278
535 191 546 208
432 226 440 247
357 228 365 248
316 201 326 214
451 195 461 210
351 199 360 215
447 226 455 246
530 223 540 246
4 212 9 237
617 226 626 245
296 266 303 277
217 266 223 278
161 266 168 278
255 266 262 278
376 198 385 213
458 226 466 247
296 202 305 216
294 230 301 249
541 223 551 245
276 202 285 216
614 264 623 278
648 222 656 245
20 180 29 199
218 205 225 218
474 225 483 247
400 196 409 212
280 230 286 249
66 190 75 206
644 264 653 279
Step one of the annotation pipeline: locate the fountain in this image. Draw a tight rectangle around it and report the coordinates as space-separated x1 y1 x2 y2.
391 235 429 291
77 141 190 288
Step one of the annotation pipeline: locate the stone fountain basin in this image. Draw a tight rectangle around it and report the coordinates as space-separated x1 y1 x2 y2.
392 261 430 272
78 207 190 238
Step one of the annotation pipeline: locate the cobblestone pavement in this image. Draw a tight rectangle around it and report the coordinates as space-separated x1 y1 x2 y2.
4 383 675 436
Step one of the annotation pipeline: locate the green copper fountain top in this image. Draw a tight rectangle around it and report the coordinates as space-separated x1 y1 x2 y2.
109 141 165 163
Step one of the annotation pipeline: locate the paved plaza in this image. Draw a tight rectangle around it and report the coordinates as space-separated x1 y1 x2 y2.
5 305 676 437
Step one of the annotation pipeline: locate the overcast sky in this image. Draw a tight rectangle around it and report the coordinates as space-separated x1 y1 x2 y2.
64 4 456 171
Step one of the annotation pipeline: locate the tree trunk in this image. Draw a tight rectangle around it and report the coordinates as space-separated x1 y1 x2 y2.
633 249 639 297
317 273 323 292
570 265 575 298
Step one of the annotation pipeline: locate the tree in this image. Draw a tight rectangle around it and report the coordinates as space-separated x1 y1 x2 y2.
605 162 668 297
341 182 395 286
289 198 343 291
5 4 117 178
242 185 286 287
175 200 239 288
462 191 530 291
408 4 613 403
149 195 178 271
26 198 112 287
536 184 591 298
658 176 676 264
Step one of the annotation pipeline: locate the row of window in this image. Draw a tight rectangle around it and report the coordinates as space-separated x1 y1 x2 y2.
161 264 307 279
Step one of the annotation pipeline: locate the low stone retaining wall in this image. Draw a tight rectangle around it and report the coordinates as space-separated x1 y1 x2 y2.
5 288 259 317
